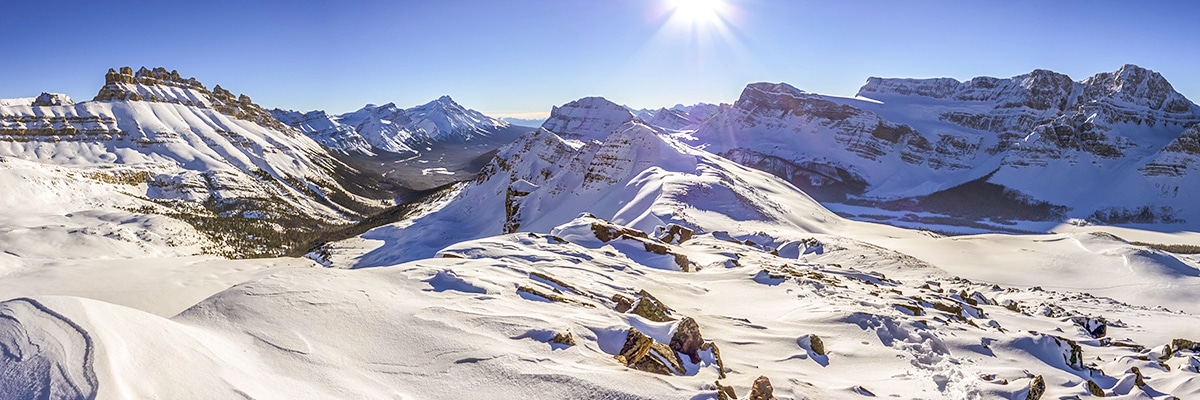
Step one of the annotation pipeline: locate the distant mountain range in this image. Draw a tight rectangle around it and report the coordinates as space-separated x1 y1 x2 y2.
516 64 1200 228
273 96 523 156
3 63 1198 262
5 64 1200 400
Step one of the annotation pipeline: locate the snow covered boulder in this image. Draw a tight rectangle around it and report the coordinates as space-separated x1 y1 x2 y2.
552 216 693 271
30 92 74 106
658 223 694 244
1070 316 1108 338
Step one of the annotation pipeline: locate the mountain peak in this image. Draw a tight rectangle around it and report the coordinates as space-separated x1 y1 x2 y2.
277 96 510 155
1082 64 1194 113
542 97 636 140
743 82 805 96
92 66 287 130
31 92 74 107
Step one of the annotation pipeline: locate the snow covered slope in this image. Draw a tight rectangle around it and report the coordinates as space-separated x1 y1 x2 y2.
0 66 387 257
692 65 1200 226
6 186 1200 399
273 96 514 155
4 79 1200 400
321 100 839 267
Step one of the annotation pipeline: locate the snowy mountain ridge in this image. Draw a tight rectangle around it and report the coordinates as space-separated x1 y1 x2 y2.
0 66 388 257
3 85 1200 400
627 102 722 131
688 64 1200 227
273 95 511 155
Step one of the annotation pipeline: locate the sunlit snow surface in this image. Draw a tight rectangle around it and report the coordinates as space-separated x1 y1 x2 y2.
3 99 1200 399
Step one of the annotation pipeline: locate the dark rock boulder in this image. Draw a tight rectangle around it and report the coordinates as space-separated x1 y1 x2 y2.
1086 379 1105 397
612 293 634 313
748 376 777 400
1025 375 1045 400
615 327 684 375
660 224 694 244
630 290 675 322
1130 366 1146 388
549 331 575 347
713 381 738 400
807 334 826 356
1071 316 1108 338
670 317 705 363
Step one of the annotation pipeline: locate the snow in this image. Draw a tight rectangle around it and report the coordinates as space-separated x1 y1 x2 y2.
273 96 509 155
689 66 1200 227
2 82 1200 399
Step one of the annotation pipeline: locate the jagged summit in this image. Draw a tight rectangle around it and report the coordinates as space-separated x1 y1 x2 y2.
31 92 75 106
856 64 1196 114
691 65 1200 226
93 66 286 130
1082 64 1195 113
541 96 637 140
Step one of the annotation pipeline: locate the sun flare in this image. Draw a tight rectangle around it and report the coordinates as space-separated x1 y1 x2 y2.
669 0 726 25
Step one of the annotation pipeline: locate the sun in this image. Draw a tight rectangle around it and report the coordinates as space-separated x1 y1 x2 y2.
669 0 726 25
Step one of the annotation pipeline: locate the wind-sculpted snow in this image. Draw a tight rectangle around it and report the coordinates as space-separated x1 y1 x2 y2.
5 213 1200 398
0 298 97 400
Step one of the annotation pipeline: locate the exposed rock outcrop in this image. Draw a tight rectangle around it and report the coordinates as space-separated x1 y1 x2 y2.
549 331 576 347
1025 375 1045 400
1130 366 1147 388
659 223 694 244
807 334 826 356
629 289 675 322
1086 379 1105 397
669 317 705 363
1071 316 1108 338
93 66 288 131
713 380 738 400
30 92 74 107
615 327 685 375
748 376 777 400
589 218 692 271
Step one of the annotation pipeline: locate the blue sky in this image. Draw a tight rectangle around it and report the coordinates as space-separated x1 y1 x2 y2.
1 0 1197 118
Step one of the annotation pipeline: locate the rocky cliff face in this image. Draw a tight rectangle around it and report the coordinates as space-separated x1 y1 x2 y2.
691 65 1200 224
93 66 288 131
